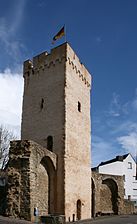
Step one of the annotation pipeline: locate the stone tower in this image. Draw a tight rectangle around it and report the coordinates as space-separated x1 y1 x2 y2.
21 43 91 221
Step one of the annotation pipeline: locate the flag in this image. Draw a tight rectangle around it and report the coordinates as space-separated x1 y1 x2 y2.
52 26 65 44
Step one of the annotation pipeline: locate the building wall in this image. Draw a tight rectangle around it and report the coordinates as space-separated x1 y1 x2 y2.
21 44 66 214
123 156 137 202
98 154 137 201
21 43 92 220
64 44 91 221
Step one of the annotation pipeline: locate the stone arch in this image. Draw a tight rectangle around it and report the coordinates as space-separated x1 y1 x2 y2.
7 140 57 220
91 178 95 217
101 178 118 215
28 140 57 217
40 156 56 214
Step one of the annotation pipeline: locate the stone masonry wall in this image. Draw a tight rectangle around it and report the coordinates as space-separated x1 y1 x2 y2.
123 200 134 214
29 140 57 217
0 170 8 215
7 140 56 221
7 141 31 220
92 172 135 216
21 44 66 214
64 44 91 221
21 43 92 220
92 172 124 216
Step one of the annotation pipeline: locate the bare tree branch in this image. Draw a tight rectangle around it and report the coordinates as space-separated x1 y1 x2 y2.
0 125 17 169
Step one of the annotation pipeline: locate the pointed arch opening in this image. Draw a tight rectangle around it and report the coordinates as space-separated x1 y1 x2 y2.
101 178 118 215
91 178 95 217
37 156 56 214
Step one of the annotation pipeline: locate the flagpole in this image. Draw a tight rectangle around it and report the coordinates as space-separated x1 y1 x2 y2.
136 148 137 180
64 24 67 43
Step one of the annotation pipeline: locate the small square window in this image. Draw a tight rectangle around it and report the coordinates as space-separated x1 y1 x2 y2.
128 162 132 169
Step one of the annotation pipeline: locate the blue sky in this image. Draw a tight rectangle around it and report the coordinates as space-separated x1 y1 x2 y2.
0 0 137 167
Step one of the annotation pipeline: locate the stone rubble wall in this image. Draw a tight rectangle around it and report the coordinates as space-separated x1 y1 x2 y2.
7 140 56 221
92 171 135 216
0 169 7 215
92 171 124 216
123 199 134 214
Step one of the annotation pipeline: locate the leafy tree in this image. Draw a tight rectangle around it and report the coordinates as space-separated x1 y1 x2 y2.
0 126 16 169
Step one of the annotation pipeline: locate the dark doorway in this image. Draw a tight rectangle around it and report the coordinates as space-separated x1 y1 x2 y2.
102 178 118 215
76 199 82 220
91 178 95 217
38 156 56 214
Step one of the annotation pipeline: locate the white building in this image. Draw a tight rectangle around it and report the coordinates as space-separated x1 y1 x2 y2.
92 153 137 205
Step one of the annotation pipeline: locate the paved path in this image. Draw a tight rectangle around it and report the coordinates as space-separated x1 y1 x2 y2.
0 216 32 224
92 215 137 224
0 215 137 224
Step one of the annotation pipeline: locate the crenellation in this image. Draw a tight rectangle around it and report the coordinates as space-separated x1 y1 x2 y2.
33 51 48 68
24 59 33 70
23 60 33 78
23 44 91 88
66 56 91 88
66 43 91 81
24 57 66 79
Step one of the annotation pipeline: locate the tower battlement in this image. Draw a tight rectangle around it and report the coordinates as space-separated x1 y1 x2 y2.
23 43 91 88
66 43 91 88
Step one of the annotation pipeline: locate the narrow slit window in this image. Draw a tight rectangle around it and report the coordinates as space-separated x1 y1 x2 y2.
78 101 81 112
47 136 53 151
40 98 44 110
32 69 34 75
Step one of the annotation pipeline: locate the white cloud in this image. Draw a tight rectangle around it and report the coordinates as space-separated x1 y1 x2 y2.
92 89 137 166
110 120 137 135
0 1 26 136
132 88 137 111
117 132 137 156
107 92 121 117
10 0 26 34
0 68 23 136
108 89 137 118
0 0 26 61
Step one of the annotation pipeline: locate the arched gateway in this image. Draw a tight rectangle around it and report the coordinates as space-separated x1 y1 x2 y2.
101 178 118 215
7 140 57 220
